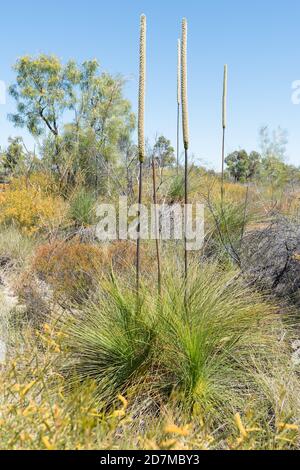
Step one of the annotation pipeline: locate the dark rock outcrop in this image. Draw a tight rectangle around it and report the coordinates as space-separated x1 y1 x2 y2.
241 217 300 306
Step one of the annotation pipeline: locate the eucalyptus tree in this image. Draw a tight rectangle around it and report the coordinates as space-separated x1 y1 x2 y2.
9 55 135 191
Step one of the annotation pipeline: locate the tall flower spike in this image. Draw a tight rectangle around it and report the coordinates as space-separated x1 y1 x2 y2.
222 64 228 129
177 39 181 105
181 18 189 150
176 38 181 174
181 18 189 305
138 14 146 163
221 64 228 204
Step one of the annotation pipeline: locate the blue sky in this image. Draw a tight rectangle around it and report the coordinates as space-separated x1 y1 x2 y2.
0 0 300 169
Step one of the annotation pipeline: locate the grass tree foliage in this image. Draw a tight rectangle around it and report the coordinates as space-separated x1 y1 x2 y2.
63 263 298 428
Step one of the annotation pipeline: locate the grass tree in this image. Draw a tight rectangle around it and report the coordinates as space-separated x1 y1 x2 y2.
181 18 189 287
63 262 297 427
136 14 146 297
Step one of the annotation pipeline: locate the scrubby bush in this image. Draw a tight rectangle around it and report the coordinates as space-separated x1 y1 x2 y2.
107 240 154 273
30 241 105 302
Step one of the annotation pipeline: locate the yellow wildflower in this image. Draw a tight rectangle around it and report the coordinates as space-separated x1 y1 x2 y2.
164 424 190 437
20 380 36 398
111 409 126 418
42 436 55 450
277 422 299 431
117 394 128 410
234 413 247 438
160 439 178 449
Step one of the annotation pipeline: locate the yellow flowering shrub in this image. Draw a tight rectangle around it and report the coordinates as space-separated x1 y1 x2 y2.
0 187 67 235
10 173 59 195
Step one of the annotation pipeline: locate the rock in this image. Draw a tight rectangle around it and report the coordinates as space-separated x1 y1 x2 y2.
241 217 300 306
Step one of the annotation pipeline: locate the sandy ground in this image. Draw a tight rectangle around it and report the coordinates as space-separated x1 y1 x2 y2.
0 269 18 362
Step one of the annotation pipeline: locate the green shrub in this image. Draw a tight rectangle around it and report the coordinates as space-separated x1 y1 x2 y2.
206 199 250 265
167 175 185 201
69 189 96 228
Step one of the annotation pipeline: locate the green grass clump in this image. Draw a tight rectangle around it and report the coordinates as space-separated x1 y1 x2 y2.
0 226 36 267
63 263 298 430
167 174 185 201
63 276 155 403
206 198 250 265
154 264 290 421
69 188 96 228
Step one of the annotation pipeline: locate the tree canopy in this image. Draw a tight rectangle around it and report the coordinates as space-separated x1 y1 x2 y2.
9 55 135 190
225 150 261 182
